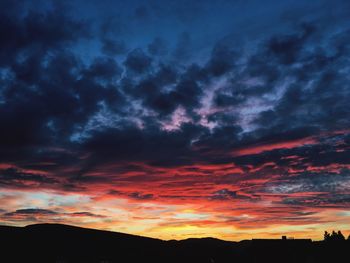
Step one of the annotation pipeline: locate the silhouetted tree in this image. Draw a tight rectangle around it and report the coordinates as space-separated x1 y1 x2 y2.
337 231 345 241
324 231 331 241
331 230 337 239
325 230 346 242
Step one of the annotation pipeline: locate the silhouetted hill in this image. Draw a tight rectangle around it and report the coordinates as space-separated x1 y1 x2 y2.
0 224 349 263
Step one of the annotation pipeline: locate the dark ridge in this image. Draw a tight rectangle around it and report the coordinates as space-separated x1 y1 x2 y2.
23 223 162 241
1 223 349 263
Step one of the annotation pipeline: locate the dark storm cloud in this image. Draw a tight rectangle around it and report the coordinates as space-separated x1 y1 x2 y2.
80 122 208 169
267 23 316 65
1 208 59 223
267 170 350 194
211 189 259 201
0 4 123 144
124 48 152 74
106 189 154 201
4 208 57 217
231 134 350 170
281 194 350 207
1 208 106 222
0 50 124 149
204 43 237 77
69 211 106 218
129 192 154 200
0 168 58 188
0 4 88 151
250 25 350 133
120 61 206 117
0 1 89 66
210 24 312 109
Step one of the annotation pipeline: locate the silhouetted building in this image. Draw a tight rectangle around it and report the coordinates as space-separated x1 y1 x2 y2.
252 236 312 244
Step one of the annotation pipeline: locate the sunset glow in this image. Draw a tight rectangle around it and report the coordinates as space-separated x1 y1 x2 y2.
0 0 350 241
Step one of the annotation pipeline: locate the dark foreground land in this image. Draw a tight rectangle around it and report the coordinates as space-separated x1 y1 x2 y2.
0 224 349 263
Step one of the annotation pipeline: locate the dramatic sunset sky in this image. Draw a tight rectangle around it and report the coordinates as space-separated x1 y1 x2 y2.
0 0 350 241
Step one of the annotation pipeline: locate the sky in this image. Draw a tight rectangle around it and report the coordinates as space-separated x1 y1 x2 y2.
0 0 350 241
